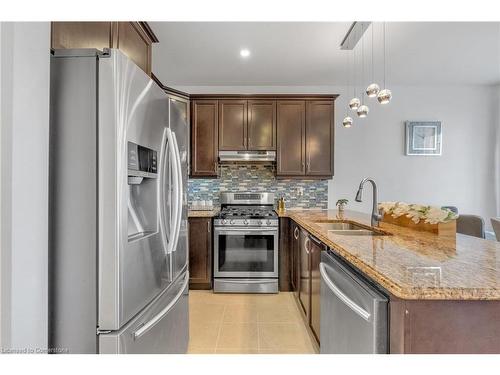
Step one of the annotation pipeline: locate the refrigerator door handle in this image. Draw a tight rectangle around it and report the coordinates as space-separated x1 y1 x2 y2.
319 263 371 321
165 128 179 255
170 133 183 254
159 128 170 256
132 272 189 340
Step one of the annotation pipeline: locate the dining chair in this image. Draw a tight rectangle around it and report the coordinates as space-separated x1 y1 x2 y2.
456 214 485 239
491 218 500 241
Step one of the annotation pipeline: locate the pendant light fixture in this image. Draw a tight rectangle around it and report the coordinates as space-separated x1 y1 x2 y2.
357 24 369 118
377 22 392 104
342 116 353 128
349 39 360 111
366 23 380 98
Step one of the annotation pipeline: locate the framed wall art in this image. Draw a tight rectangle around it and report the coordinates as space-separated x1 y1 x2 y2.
405 121 442 156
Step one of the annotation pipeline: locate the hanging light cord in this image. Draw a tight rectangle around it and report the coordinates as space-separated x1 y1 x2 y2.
371 23 375 83
361 24 365 104
383 22 386 89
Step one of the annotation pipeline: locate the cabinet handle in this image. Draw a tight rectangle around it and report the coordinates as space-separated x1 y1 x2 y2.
293 227 299 239
207 221 211 233
304 237 310 254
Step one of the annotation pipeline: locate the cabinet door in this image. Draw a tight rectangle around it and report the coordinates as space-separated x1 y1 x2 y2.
218 100 247 150
248 100 276 150
188 217 212 289
306 100 334 176
116 22 152 76
191 100 218 177
51 22 113 50
290 223 300 293
298 229 311 320
309 236 323 343
277 101 306 176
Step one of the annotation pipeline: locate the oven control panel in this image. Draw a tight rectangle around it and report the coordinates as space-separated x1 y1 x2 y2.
214 218 279 227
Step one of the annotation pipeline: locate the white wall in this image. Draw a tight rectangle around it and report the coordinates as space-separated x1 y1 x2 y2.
175 84 498 228
495 85 500 218
0 22 50 352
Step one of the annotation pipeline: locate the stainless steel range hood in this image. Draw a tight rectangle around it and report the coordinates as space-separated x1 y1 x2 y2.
219 150 276 163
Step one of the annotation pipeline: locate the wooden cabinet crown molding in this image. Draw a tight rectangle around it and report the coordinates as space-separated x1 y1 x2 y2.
190 94 338 101
51 21 158 76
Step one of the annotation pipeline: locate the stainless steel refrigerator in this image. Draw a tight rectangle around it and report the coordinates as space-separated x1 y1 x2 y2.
49 49 189 354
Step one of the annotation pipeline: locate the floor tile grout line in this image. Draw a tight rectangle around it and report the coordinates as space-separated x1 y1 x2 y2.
214 304 226 353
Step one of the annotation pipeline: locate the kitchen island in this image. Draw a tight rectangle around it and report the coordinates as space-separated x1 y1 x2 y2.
279 209 500 353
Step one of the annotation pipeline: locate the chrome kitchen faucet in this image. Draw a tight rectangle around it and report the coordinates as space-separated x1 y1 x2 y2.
355 178 382 227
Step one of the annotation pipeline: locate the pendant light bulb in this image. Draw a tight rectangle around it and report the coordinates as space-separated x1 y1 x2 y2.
349 97 361 111
357 104 369 118
342 116 353 128
366 83 380 97
377 88 392 104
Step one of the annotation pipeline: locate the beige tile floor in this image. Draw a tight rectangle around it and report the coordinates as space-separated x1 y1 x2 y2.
188 291 319 354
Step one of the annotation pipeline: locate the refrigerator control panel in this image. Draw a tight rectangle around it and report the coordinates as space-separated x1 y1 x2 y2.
128 142 157 174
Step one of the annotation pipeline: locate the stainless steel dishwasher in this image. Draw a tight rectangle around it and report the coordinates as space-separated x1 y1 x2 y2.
320 249 388 354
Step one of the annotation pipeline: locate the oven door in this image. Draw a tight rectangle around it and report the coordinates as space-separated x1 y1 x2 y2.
214 227 278 278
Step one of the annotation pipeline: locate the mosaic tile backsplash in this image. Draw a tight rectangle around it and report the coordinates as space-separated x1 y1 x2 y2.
188 165 328 209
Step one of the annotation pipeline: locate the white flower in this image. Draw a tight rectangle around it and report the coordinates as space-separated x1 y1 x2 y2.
392 202 411 218
378 201 397 214
378 201 458 224
424 207 451 224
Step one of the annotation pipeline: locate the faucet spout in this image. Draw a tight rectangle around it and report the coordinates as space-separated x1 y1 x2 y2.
354 177 382 227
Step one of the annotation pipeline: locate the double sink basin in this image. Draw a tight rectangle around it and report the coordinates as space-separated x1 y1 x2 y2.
314 221 388 236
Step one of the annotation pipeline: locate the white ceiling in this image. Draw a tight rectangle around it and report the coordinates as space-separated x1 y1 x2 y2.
151 22 500 87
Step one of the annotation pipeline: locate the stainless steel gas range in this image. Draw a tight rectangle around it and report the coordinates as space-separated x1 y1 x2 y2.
213 192 279 293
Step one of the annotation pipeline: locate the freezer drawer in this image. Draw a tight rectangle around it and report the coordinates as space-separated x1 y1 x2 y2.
320 251 388 354
99 272 189 354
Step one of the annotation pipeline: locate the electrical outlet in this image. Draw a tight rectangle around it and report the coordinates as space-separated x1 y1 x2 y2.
297 187 304 197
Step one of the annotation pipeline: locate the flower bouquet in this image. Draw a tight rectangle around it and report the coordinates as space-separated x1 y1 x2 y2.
378 202 458 236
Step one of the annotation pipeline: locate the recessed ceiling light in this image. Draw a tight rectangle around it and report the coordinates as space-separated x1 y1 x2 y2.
240 49 250 58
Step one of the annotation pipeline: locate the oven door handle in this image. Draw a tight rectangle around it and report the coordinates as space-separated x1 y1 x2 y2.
215 228 278 235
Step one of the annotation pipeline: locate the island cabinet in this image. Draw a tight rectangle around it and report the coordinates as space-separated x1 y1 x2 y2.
188 217 212 289
51 22 158 76
285 218 323 345
389 298 500 354
191 100 219 177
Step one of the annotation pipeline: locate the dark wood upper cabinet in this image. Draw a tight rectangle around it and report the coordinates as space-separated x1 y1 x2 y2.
191 100 218 177
306 100 334 176
190 94 336 179
188 217 212 289
276 101 306 176
248 100 276 150
51 22 158 76
218 100 247 150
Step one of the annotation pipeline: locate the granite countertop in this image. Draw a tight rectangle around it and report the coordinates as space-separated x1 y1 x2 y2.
188 208 220 218
278 209 500 301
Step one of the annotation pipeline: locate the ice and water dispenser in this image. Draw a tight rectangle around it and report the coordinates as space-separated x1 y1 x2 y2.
127 141 159 241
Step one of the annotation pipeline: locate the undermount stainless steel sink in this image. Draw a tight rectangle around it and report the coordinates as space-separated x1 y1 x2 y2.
314 221 387 236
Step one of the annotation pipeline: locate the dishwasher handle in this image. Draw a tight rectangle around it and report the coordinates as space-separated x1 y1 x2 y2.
320 262 371 322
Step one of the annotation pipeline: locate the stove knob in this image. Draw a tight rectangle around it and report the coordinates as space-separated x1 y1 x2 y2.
266 220 271 226
257 220 263 225
230 219 235 225
222 219 227 225
243 219 249 225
